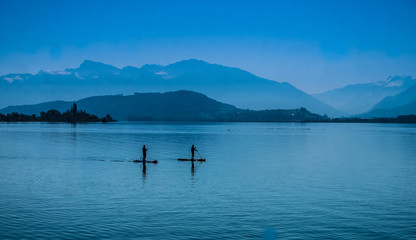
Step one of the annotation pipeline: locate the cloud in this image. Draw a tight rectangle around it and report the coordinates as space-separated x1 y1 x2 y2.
3 75 23 83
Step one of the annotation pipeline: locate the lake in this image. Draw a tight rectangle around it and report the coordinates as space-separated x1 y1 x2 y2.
1 122 415 239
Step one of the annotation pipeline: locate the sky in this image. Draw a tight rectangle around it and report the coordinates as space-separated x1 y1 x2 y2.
0 0 415 93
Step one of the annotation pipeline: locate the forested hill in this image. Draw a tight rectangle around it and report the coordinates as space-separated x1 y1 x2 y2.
0 90 327 122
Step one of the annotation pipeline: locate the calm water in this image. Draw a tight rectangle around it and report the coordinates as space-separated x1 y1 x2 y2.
0 122 415 239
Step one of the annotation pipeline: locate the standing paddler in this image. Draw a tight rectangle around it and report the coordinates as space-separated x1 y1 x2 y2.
142 145 148 172
142 145 148 161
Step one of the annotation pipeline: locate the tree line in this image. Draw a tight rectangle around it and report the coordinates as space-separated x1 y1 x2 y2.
0 103 115 123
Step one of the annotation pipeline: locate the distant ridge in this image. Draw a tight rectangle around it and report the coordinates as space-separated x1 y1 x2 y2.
0 90 327 122
370 84 416 111
0 59 344 116
313 76 416 115
359 84 416 117
358 101 416 118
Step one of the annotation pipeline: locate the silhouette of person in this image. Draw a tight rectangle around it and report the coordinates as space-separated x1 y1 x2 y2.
191 145 197 159
142 145 148 161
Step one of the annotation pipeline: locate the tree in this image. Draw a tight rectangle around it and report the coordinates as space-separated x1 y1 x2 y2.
45 110 62 121
71 103 77 115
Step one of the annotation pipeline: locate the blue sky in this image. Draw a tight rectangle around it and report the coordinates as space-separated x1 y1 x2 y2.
1 0 415 93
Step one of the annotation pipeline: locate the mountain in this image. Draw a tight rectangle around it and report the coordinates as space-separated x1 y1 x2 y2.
313 76 416 115
359 101 416 118
370 84 416 110
137 59 343 116
359 84 416 117
0 90 327 122
0 59 343 116
66 60 121 76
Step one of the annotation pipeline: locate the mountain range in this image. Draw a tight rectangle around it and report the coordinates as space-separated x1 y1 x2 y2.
313 76 416 115
358 84 416 117
0 59 343 116
1 59 415 118
0 91 327 122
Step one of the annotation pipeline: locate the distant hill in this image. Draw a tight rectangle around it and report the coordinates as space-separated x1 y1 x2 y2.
0 59 343 116
370 84 416 110
0 90 327 122
359 101 416 118
0 100 73 116
313 76 416 115
359 84 416 117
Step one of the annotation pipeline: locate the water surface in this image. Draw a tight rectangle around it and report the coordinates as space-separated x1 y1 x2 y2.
1 122 415 239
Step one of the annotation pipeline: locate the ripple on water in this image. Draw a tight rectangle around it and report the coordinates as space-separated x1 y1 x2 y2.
1 122 416 239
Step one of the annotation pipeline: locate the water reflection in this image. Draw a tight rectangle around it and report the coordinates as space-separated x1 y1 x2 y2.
141 164 146 183
190 160 205 178
191 161 195 177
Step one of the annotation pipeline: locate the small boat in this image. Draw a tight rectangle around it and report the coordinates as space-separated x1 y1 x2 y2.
177 158 206 162
133 160 158 164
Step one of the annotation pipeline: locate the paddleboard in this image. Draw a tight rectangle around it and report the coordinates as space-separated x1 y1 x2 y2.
177 158 206 162
133 160 158 164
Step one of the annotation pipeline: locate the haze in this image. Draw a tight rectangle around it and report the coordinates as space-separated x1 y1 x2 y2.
1 0 416 94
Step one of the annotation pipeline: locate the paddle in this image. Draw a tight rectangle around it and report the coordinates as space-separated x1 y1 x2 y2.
196 149 203 159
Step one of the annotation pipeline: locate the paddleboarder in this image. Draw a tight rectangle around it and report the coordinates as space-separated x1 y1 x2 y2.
142 145 148 161
191 145 197 159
